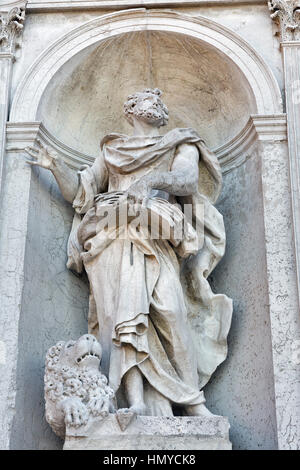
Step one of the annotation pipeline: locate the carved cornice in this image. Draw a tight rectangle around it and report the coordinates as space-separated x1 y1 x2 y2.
25 0 266 12
216 114 287 173
0 1 27 9
5 122 95 169
269 0 300 41
6 116 287 174
0 3 26 54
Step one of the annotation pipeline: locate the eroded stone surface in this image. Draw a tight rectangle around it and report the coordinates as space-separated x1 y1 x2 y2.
64 415 232 450
44 335 115 438
33 88 232 424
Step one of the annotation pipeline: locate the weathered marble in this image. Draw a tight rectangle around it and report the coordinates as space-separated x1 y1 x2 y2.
268 1 300 450
44 335 115 438
205 141 279 450
7 155 89 450
0 4 26 204
64 415 232 450
260 140 300 450
32 89 232 425
0 125 89 449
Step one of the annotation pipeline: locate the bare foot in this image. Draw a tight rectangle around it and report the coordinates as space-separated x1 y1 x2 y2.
117 403 147 416
185 403 217 417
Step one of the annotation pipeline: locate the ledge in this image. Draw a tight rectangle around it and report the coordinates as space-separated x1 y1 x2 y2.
280 41 300 48
217 114 287 174
6 115 287 173
0 52 15 60
64 414 232 450
24 0 267 13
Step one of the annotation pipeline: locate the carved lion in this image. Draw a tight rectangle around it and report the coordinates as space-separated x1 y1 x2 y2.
44 334 115 438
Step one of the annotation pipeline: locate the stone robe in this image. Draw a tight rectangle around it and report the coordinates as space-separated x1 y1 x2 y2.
67 128 232 414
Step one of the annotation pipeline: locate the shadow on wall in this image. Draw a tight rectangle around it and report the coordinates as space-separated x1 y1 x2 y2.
205 152 277 450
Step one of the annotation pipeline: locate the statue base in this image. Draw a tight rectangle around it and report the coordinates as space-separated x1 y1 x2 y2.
63 414 232 450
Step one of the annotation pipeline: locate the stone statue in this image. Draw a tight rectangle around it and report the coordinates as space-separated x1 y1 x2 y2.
44 334 115 438
26 88 232 419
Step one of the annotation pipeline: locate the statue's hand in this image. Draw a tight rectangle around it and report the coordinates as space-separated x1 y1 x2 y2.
25 139 58 170
126 177 151 205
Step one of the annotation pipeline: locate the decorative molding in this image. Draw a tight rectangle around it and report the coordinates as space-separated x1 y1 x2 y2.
10 9 283 123
6 122 95 169
0 1 26 210
0 1 28 9
24 0 267 12
268 0 300 41
280 42 300 321
217 114 287 173
6 115 287 174
251 114 288 140
268 3 300 448
280 39 300 45
0 51 14 59
269 1 300 330
0 3 26 54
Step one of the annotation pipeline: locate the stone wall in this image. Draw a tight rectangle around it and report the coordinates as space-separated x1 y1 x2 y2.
206 147 278 450
9 166 89 449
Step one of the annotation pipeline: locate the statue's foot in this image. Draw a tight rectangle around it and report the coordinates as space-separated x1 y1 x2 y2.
185 403 218 418
117 402 147 416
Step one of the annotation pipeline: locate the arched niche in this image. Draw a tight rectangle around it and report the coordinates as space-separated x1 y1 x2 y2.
10 9 282 126
36 30 257 156
8 9 285 450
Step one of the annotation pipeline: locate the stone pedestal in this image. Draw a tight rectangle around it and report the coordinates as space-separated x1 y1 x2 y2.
63 414 231 450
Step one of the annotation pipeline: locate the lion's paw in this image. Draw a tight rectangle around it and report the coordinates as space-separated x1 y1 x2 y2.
89 397 109 418
61 397 89 428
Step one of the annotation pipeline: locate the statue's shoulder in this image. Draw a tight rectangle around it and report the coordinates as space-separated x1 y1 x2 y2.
162 127 203 148
100 133 128 150
164 127 200 139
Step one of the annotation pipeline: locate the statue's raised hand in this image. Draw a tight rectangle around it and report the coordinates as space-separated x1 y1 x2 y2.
25 139 58 170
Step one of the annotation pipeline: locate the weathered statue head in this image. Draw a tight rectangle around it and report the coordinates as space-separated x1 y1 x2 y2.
124 88 169 128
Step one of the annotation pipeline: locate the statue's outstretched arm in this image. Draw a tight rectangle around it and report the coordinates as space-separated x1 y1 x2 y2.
25 139 79 204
